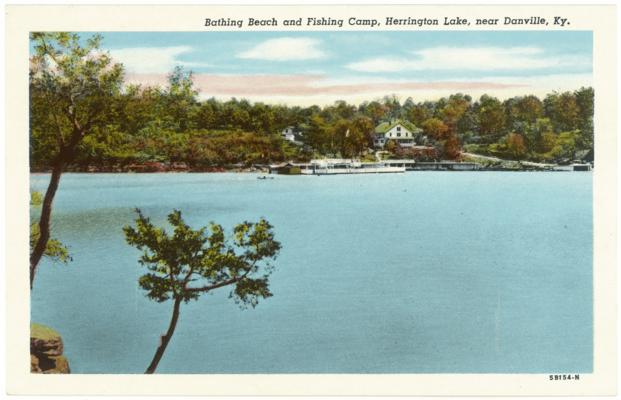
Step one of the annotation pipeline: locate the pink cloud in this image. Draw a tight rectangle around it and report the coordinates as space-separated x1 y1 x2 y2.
125 73 525 98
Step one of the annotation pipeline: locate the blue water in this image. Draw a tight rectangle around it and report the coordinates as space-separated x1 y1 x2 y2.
30 172 592 374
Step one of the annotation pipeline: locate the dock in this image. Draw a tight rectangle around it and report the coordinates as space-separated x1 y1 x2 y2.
270 159 405 175
382 160 481 171
269 159 486 175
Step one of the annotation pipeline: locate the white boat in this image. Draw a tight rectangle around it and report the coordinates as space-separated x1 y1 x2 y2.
300 159 405 175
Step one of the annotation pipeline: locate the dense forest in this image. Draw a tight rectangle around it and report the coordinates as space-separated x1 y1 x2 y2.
30 65 594 171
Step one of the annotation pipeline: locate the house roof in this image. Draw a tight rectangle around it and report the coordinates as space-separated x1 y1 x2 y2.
375 119 421 134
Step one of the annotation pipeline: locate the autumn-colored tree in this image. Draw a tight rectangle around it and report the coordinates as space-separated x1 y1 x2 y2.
443 134 462 160
421 117 461 160
421 118 450 140
506 133 527 161
384 139 399 154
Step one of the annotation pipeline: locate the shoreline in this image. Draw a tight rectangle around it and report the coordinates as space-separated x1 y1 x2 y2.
30 157 592 174
29 158 592 175
29 168 589 174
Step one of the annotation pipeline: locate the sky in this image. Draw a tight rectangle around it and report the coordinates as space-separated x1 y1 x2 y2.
96 31 592 106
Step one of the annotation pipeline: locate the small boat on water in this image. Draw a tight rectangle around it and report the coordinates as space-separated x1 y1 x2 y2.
270 159 405 175
257 176 274 180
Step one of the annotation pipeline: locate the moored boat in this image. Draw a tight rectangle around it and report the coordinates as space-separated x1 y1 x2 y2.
270 159 405 175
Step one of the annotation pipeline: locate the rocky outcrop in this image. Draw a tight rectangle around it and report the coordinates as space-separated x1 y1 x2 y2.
30 323 70 374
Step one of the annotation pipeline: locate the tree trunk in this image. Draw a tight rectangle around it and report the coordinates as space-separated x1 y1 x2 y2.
30 161 63 289
145 296 182 374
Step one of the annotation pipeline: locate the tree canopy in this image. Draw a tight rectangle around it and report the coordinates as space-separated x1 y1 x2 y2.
29 32 124 288
29 34 594 169
124 209 281 373
30 191 70 264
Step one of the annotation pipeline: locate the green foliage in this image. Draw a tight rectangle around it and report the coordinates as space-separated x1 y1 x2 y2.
549 131 579 161
334 116 374 158
123 209 281 308
29 32 125 169
30 191 71 264
30 191 43 206
544 92 580 132
303 115 331 155
30 84 594 166
30 224 72 264
29 32 121 285
28 33 594 167
477 95 506 142
30 323 62 341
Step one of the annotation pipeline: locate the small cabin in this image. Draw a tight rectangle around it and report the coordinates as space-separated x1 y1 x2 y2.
281 126 298 142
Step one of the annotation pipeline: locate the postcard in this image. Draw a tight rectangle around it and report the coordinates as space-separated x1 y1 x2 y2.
4 3 617 396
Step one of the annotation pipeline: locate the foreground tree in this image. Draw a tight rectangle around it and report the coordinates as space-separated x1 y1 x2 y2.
30 192 71 264
29 32 124 288
124 209 281 374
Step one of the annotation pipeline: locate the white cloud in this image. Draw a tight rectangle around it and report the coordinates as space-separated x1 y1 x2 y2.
347 46 589 73
237 38 326 61
110 46 210 74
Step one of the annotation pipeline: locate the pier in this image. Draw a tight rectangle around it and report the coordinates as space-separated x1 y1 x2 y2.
382 160 481 171
270 159 482 174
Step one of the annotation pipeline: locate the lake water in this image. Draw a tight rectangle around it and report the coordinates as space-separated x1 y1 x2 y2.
30 172 593 374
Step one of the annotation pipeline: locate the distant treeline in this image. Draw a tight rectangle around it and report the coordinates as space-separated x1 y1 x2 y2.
30 67 593 170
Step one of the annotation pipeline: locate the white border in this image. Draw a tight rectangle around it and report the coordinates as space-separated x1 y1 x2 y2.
3 3 618 396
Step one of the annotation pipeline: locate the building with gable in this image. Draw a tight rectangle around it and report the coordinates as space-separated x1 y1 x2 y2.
281 126 299 142
373 119 422 148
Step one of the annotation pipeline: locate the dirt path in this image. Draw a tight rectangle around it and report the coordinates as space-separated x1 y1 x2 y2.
461 152 556 168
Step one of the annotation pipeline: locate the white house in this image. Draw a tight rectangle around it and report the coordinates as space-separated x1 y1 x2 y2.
373 120 422 148
281 126 298 142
